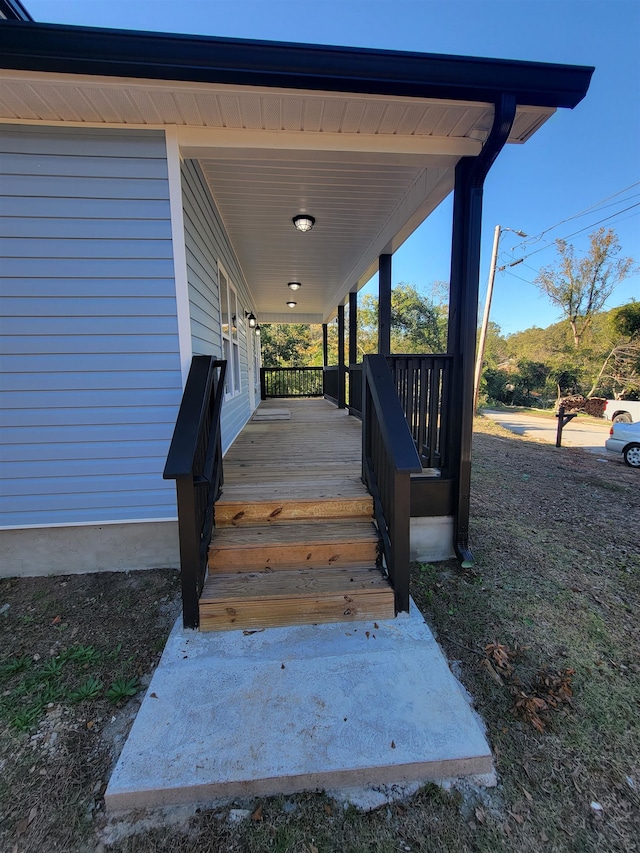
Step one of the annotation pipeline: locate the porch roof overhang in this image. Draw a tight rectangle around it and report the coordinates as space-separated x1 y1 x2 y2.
0 21 594 323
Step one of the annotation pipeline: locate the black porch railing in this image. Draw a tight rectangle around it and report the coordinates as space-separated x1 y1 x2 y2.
387 355 453 471
164 356 226 629
348 362 362 417
260 366 323 399
362 354 422 613
322 365 342 406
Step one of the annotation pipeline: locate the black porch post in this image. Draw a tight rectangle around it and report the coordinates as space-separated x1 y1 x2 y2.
378 253 392 356
337 304 346 408
447 93 516 564
348 291 357 365
322 323 328 366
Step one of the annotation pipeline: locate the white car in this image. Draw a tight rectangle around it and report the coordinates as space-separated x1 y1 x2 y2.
605 421 640 468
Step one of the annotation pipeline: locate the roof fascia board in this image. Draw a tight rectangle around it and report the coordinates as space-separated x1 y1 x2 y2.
0 21 594 110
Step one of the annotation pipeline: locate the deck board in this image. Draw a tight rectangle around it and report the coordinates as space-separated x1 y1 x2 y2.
219 399 367 506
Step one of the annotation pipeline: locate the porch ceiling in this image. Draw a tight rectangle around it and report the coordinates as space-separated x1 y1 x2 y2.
0 69 558 322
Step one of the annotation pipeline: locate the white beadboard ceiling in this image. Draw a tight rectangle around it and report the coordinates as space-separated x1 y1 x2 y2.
0 71 555 322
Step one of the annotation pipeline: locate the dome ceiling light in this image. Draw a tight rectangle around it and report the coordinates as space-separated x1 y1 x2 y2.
286 300 297 308
292 214 315 232
287 282 301 291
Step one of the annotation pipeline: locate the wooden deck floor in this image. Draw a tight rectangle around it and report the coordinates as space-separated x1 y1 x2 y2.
219 398 367 504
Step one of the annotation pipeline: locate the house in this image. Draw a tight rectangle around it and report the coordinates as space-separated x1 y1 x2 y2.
0 3 593 627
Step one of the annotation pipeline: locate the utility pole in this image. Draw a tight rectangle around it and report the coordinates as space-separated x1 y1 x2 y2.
473 225 527 411
473 224 501 411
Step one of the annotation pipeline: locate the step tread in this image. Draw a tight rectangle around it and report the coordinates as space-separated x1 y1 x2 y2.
200 565 389 602
215 496 373 526
210 520 378 549
199 566 395 631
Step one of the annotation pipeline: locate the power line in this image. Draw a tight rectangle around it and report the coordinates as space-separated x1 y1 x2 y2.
522 201 640 261
518 181 640 247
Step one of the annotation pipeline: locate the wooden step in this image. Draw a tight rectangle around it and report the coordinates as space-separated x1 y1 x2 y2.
215 495 374 527
199 566 394 632
208 520 379 572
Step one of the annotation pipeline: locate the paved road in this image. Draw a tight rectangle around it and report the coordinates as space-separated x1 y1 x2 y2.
482 409 613 456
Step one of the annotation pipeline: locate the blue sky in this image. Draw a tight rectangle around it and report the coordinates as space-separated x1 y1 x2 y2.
26 0 640 336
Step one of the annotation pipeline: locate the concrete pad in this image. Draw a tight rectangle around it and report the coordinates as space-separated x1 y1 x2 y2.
105 601 492 811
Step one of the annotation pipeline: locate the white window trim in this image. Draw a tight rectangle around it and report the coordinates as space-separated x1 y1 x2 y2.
218 262 242 400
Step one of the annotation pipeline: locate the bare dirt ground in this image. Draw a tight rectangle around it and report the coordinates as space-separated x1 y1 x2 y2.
0 415 638 852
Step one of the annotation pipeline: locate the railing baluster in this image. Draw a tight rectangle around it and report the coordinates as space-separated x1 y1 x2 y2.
258 366 324 399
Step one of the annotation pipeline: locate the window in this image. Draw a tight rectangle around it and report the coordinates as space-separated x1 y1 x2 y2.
219 266 241 397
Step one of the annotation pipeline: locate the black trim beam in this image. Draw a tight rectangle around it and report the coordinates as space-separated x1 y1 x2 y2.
322 323 328 367
348 291 358 366
0 21 593 109
337 304 346 409
378 254 392 357
447 93 517 566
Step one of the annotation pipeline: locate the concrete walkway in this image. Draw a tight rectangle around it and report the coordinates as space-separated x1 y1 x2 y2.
106 603 492 811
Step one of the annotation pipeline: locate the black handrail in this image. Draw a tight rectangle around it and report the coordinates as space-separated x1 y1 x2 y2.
164 356 226 629
361 354 422 613
261 366 323 399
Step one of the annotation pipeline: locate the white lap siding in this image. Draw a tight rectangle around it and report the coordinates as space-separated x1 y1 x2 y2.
180 159 253 453
0 125 182 528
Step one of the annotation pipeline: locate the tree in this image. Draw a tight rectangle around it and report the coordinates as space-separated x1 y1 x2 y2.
534 228 635 349
259 323 314 366
357 282 448 356
588 301 640 398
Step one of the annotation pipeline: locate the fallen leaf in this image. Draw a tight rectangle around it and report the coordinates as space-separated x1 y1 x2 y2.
324 804 332 816
391 740 396 749
51 615 61 625
281 663 285 669
86 720 95 730
374 623 379 629
150 692 158 699
475 807 485 824
481 658 504 687
309 845 319 853
365 631 370 639
251 804 263 822
522 787 533 802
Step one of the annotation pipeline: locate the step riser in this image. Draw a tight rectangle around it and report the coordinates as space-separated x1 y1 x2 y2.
208 541 379 573
200 591 395 632
215 498 373 527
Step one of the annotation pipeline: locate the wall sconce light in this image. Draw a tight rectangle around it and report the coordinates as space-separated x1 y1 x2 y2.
287 282 301 291
245 311 257 328
286 301 297 308
292 214 315 232
255 324 261 335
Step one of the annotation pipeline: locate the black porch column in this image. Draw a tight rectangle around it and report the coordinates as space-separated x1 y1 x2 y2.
322 323 328 367
337 304 346 408
378 253 392 356
348 291 357 365
447 94 516 564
